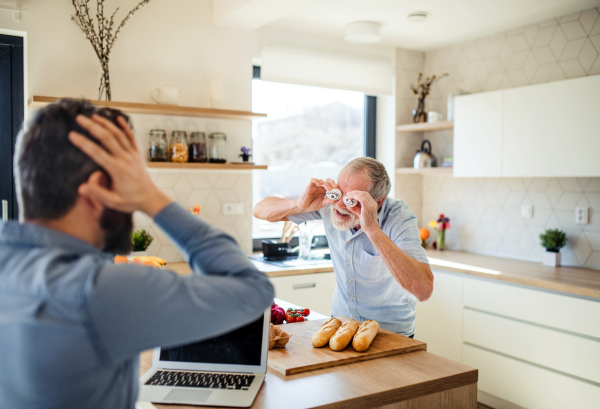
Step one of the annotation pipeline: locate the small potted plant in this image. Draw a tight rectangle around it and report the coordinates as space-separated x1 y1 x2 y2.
540 229 567 267
132 229 154 257
429 214 450 251
239 146 252 162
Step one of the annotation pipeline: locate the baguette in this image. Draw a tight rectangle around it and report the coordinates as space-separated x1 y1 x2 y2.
352 320 380 352
311 318 342 347
329 320 360 351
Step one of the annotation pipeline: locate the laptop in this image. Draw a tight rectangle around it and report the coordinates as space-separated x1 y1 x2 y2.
138 309 270 407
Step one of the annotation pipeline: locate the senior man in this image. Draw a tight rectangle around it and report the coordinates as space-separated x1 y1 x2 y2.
253 157 433 336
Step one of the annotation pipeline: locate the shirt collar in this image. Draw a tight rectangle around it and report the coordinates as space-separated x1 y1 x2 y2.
0 221 112 260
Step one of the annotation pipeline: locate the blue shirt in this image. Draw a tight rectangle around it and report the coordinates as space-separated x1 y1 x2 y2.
0 203 274 409
288 198 428 335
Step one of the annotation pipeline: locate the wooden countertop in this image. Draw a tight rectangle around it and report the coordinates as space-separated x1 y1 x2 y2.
426 250 600 299
167 259 334 278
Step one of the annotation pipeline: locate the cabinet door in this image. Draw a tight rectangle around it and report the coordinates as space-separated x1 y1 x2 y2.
453 90 503 177
503 75 600 177
415 270 463 362
269 273 336 317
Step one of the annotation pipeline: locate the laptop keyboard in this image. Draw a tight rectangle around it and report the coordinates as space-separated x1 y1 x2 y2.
145 370 255 390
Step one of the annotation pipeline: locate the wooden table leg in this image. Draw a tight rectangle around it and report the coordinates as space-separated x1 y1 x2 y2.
375 383 477 409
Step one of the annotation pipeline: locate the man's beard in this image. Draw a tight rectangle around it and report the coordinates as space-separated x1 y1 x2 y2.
100 208 133 254
331 206 359 231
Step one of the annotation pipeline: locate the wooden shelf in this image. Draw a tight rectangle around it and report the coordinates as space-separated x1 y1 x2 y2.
395 167 453 174
28 96 267 121
396 121 453 132
146 162 268 170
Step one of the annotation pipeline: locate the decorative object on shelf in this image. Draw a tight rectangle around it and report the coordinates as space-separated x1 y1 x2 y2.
447 89 469 121
429 214 450 251
209 71 225 109
427 111 442 123
442 157 454 167
419 227 430 248
414 139 437 169
189 132 208 163
239 146 252 162
132 228 153 256
170 130 189 163
410 72 449 123
71 0 153 101
151 85 180 105
540 229 567 267
148 129 167 162
208 132 227 163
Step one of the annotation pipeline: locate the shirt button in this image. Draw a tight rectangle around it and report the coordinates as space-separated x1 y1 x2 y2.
350 297 353 300
353 314 356 317
347 262 351 265
349 279 353 282
347 241 351 245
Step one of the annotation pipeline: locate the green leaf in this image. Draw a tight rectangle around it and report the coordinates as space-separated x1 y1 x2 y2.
132 228 153 251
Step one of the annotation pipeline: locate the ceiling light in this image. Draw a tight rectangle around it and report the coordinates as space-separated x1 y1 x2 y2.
345 22 381 44
407 12 428 23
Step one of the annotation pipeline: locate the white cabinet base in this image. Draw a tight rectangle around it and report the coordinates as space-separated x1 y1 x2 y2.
269 272 336 317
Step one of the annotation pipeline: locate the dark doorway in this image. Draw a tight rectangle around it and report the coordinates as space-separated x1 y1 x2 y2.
0 34 24 220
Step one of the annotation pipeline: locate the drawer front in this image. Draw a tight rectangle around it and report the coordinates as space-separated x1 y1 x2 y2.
270 273 336 317
463 308 600 384
464 278 600 338
463 344 600 409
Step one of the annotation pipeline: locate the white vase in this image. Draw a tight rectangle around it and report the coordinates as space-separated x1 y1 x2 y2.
132 250 148 258
209 71 225 109
543 251 561 267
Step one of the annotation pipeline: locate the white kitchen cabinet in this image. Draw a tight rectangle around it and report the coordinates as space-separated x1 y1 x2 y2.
502 74 600 177
269 272 336 317
453 90 503 177
415 269 464 362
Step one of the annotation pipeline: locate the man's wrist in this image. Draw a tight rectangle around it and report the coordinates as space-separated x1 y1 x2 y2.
365 225 384 240
141 188 174 218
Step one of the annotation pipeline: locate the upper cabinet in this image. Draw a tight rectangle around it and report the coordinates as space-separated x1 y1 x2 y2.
454 74 600 178
453 90 503 177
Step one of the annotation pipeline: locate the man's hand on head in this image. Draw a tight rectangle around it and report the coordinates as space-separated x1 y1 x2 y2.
345 190 382 236
68 114 173 218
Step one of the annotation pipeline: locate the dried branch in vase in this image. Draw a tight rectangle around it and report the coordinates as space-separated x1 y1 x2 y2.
71 0 152 101
410 72 449 123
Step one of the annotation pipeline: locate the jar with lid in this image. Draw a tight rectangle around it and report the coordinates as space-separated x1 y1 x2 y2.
148 129 168 162
189 132 208 163
170 131 189 163
208 132 227 163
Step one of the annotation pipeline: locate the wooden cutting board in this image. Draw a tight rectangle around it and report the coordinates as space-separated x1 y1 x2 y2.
267 317 427 376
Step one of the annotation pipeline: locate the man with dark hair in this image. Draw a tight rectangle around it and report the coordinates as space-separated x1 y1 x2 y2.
0 99 274 408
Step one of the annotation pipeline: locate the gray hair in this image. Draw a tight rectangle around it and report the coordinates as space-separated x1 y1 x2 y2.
340 157 391 200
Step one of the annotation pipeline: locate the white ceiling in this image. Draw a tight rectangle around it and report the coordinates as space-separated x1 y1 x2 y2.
214 0 600 51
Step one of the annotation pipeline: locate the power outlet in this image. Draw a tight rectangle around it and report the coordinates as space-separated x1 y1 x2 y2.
222 203 244 215
575 207 589 225
521 205 533 219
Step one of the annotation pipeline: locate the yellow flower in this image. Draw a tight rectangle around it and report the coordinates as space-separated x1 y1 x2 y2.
428 220 438 228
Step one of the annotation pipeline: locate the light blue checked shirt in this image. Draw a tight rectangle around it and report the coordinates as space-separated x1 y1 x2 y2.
0 203 274 409
288 198 429 336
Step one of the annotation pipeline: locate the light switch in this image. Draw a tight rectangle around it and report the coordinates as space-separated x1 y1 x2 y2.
521 205 533 219
575 207 589 225
222 203 244 215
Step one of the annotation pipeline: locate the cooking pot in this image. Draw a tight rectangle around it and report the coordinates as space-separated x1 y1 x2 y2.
414 139 437 169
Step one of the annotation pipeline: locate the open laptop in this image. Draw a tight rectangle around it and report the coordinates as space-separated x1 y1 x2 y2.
138 309 270 407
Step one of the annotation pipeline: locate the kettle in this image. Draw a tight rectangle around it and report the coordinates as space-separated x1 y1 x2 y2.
151 85 181 105
414 139 437 169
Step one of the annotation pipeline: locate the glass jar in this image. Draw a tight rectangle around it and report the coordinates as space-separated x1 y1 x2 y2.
170 130 189 163
148 129 167 162
208 132 227 163
189 132 208 163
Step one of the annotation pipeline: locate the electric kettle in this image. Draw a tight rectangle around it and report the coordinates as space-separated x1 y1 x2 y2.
414 139 437 169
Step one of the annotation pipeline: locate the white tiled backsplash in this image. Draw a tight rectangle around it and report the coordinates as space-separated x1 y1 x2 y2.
133 170 253 262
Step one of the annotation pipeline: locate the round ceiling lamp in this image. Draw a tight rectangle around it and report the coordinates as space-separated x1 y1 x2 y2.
407 12 428 23
345 21 381 44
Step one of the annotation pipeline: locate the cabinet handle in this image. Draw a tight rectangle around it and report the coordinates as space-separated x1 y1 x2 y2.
292 282 316 290
2 200 7 222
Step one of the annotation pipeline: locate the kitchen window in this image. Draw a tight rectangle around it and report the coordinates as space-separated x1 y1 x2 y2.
252 67 374 244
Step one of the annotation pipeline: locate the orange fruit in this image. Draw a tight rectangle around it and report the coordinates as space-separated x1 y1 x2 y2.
114 255 129 264
131 257 143 265
419 228 430 240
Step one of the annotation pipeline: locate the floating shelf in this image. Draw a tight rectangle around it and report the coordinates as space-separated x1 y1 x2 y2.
395 167 453 174
29 96 267 121
396 121 453 132
147 162 268 171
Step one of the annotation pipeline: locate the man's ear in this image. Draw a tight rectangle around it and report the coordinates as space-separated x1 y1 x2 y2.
80 171 107 220
377 197 385 210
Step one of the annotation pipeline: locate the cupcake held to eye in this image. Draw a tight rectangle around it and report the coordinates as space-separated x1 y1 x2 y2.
343 194 357 208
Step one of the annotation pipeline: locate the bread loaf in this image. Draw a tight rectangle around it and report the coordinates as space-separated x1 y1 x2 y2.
311 318 342 347
352 320 380 352
329 320 360 351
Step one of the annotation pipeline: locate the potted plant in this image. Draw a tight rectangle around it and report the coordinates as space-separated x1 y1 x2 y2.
428 214 450 251
132 229 153 257
239 146 252 162
539 229 567 267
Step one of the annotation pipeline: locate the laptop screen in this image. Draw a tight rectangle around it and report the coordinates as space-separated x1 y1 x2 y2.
159 315 263 366
153 309 269 373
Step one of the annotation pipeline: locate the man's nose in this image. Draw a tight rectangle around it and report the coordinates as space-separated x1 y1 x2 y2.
335 200 347 210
